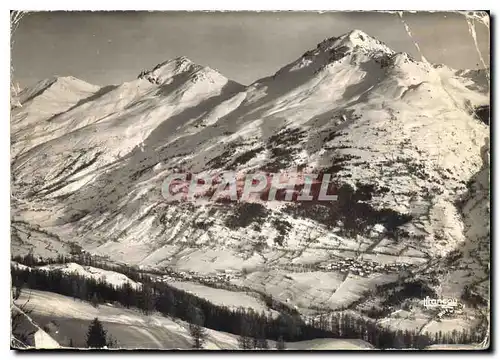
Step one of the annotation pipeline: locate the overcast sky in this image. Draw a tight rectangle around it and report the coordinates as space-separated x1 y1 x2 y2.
11 11 490 87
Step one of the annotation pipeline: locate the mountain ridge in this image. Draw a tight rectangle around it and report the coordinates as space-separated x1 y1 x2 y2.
15 30 488 103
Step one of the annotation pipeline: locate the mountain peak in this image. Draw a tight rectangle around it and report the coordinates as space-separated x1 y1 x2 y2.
343 29 370 40
138 56 229 86
13 76 98 107
319 29 394 55
271 29 396 80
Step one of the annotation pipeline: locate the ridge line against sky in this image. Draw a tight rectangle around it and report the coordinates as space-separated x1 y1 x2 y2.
11 11 490 87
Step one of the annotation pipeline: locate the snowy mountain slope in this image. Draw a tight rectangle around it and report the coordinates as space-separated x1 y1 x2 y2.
11 30 490 327
11 57 244 201
15 290 373 349
12 76 98 112
11 76 100 158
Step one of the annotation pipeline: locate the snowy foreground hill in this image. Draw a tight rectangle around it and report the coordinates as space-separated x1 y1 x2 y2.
11 30 490 347
14 290 375 350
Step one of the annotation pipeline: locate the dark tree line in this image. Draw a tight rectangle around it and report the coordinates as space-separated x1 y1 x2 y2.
11 263 485 349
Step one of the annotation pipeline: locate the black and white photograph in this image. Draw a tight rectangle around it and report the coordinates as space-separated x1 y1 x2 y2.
9 10 491 351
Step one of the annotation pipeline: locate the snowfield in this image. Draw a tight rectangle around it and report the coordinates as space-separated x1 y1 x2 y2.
33 329 61 349
166 280 274 314
37 262 142 289
12 261 141 290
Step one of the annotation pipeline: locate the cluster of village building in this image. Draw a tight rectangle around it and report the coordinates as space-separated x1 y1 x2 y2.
152 268 240 285
318 258 413 277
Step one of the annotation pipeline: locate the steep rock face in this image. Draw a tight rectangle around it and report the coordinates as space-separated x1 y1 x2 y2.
11 30 489 321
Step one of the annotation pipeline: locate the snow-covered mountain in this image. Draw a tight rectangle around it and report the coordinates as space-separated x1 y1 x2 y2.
11 30 490 328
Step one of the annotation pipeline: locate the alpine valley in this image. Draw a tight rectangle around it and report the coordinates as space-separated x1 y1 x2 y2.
11 30 490 349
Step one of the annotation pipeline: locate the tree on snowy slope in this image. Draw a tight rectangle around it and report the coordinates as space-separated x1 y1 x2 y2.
255 312 269 349
238 316 254 350
276 335 286 350
188 307 207 349
90 293 100 308
139 283 156 315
